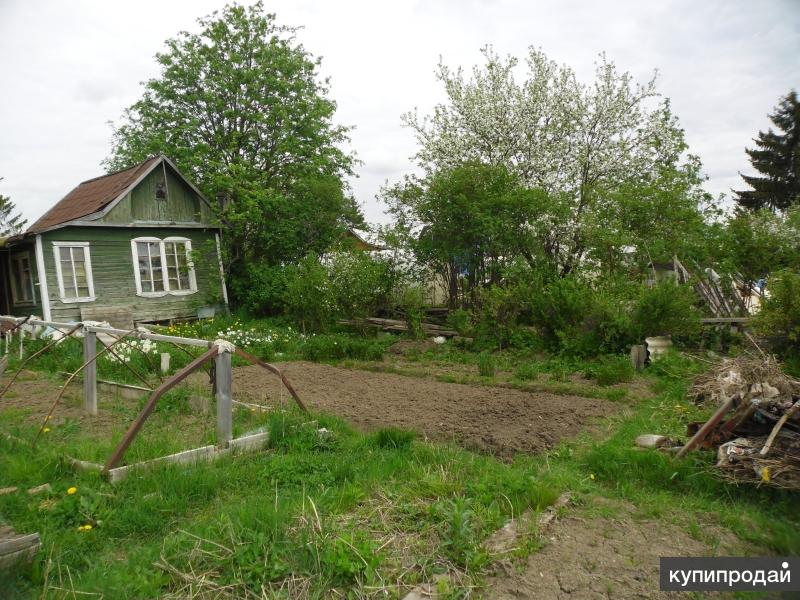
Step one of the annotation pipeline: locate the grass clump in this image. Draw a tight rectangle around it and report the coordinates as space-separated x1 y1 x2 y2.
372 427 416 449
477 351 496 377
584 355 634 386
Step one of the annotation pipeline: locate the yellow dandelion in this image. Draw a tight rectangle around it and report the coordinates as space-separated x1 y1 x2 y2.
43 427 51 433
589 473 596 480
67 487 77 495
761 467 770 483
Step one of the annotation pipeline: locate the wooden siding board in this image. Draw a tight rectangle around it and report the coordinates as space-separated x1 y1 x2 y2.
103 165 206 225
40 227 221 323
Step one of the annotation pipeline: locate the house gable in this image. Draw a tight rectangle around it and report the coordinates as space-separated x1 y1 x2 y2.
102 161 212 225
26 156 216 233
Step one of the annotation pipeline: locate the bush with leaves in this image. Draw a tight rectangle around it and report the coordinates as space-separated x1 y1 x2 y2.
231 263 289 316
755 269 800 357
399 286 426 339
475 285 523 350
328 249 393 322
283 254 334 332
631 280 702 340
526 274 634 357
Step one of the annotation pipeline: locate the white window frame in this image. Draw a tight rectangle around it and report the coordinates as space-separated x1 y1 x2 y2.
131 236 197 297
52 242 96 303
9 251 36 305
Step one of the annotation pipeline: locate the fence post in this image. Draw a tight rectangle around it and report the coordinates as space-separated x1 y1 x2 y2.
83 330 97 415
18 328 24 360
215 346 232 448
160 352 171 374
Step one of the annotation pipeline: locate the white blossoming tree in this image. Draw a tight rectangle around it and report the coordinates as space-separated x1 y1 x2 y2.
393 47 713 278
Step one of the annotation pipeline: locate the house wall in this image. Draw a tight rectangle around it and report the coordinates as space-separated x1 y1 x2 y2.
102 164 212 224
40 226 223 323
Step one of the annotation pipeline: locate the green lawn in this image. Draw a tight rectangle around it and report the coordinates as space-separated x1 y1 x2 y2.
0 322 798 598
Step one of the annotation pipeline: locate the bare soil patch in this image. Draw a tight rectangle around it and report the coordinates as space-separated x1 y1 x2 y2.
232 361 618 458
0 371 120 438
487 496 758 599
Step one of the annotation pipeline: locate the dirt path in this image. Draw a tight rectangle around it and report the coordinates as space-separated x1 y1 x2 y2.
233 361 619 458
486 496 757 599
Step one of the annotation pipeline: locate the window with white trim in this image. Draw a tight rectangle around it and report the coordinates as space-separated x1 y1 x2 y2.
10 252 36 305
52 243 95 302
131 237 196 297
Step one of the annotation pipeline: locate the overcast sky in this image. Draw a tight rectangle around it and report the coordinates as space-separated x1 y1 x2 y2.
1 0 798 228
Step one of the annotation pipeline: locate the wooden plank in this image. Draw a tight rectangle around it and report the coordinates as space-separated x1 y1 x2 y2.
630 345 647 371
80 305 134 330
106 432 268 484
106 445 218 484
67 457 104 472
215 350 232 448
229 431 269 453
83 330 97 415
0 533 40 555
0 544 40 570
701 317 751 324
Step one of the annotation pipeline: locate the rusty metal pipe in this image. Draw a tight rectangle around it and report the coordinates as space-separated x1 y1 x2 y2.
103 345 219 473
33 330 136 447
0 324 82 399
233 347 308 414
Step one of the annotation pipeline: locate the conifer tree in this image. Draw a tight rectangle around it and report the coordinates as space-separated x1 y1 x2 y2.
0 179 27 237
735 91 800 212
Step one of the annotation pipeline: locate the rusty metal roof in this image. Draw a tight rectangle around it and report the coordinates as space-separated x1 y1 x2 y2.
27 157 161 233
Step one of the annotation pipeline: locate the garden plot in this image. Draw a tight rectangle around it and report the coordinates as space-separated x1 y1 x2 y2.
230 361 619 459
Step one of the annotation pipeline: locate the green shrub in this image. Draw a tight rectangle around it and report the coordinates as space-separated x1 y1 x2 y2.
477 351 496 377
584 355 634 386
231 263 289 316
399 286 426 339
631 280 702 339
475 285 522 350
755 269 800 357
328 249 393 322
514 363 540 381
283 254 334 332
528 275 634 357
446 308 473 335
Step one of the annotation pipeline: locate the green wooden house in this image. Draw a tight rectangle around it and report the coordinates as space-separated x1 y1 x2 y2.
0 156 228 326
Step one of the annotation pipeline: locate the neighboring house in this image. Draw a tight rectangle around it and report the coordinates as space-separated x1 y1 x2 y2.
342 228 384 252
0 155 227 326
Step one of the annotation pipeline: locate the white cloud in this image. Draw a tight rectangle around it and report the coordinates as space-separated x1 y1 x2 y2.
0 0 797 227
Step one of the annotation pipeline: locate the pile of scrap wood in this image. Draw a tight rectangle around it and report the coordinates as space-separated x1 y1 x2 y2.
683 356 800 489
672 257 754 317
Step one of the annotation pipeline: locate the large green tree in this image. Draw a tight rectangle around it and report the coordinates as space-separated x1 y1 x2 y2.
735 90 800 212
106 2 361 308
399 47 712 276
0 180 26 237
